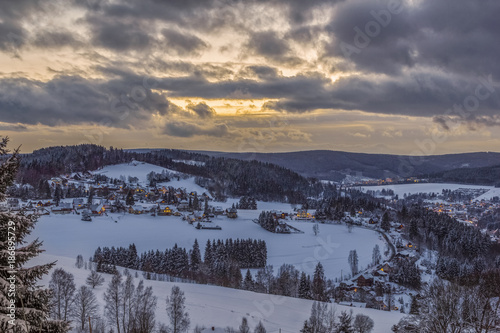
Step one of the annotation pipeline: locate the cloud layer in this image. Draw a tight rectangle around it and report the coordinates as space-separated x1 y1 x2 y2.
1 0 499 153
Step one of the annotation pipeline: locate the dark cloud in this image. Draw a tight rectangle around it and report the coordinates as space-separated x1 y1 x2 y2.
88 17 153 52
161 29 209 56
238 66 279 80
244 31 304 66
0 124 28 132
163 121 229 138
32 30 83 49
186 102 216 118
0 75 176 128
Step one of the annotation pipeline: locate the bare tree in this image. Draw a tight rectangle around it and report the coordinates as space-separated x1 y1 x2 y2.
49 268 76 321
313 223 319 236
302 302 337 333
86 270 105 289
166 285 190 333
72 285 99 331
132 280 157 333
348 250 359 276
121 271 135 333
353 314 374 333
104 272 123 333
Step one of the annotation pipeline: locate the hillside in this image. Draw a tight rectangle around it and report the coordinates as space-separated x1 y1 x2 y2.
30 254 405 333
191 150 500 181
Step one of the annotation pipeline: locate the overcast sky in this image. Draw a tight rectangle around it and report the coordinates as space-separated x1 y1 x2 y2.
1 0 499 155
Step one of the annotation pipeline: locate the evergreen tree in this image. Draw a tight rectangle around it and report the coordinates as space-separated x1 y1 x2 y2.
254 321 266 333
243 269 254 291
409 295 420 315
381 211 391 232
239 317 250 333
190 239 202 273
54 184 62 206
126 190 135 206
0 137 70 332
88 186 94 205
337 311 354 333
299 272 312 299
204 240 213 270
312 262 327 302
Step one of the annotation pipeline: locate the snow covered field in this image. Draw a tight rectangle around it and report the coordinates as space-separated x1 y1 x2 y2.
29 208 388 280
360 183 496 198
93 161 179 184
30 254 404 333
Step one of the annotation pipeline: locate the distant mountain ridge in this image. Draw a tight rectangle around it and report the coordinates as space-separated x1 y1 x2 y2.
184 150 500 181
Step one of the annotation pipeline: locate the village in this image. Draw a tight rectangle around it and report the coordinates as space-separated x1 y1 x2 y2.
2 164 491 315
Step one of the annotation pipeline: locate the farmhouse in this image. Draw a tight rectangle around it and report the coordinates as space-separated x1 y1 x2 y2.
227 207 238 218
353 273 374 287
51 202 73 214
90 204 105 216
72 198 85 209
129 205 145 214
157 205 172 216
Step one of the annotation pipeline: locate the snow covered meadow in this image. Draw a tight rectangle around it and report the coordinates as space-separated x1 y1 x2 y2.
29 208 388 281
31 254 404 333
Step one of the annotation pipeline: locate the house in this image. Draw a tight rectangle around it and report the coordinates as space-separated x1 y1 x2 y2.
353 273 374 287
297 209 311 220
157 205 172 216
271 210 287 219
90 204 105 216
227 207 238 218
51 203 73 214
129 205 144 214
72 198 85 209
380 262 393 273
214 206 224 215
177 199 189 211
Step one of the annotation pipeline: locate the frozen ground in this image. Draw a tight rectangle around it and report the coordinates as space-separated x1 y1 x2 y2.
28 207 388 280
29 254 404 333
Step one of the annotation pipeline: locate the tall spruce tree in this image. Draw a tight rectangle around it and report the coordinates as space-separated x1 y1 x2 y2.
312 262 327 302
0 137 70 332
190 239 201 273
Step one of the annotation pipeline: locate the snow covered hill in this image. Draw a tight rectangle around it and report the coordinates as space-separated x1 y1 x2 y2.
30 254 405 333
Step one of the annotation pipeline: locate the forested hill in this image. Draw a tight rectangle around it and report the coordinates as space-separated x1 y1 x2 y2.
427 164 500 186
15 145 336 203
192 150 500 181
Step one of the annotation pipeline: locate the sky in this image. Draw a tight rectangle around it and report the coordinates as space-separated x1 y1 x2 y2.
1 0 500 155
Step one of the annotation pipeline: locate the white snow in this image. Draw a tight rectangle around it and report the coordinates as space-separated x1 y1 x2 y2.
93 162 179 184
28 210 388 281
30 254 404 333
